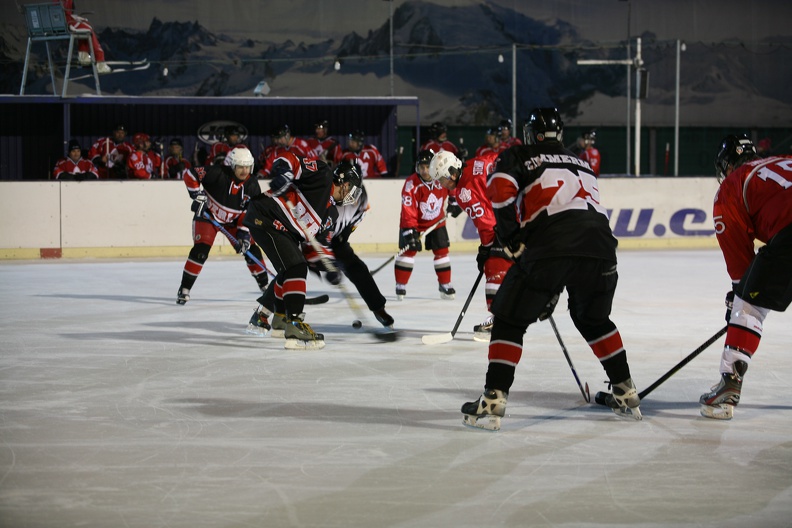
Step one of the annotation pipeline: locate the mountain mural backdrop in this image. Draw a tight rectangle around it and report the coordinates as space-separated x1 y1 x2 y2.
2 0 791 127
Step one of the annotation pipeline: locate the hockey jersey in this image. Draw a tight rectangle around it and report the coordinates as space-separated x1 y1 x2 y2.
487 144 617 262
399 173 448 231
336 146 388 178
53 156 99 181
714 155 792 281
247 154 337 243
454 152 498 246
184 163 261 226
258 138 314 177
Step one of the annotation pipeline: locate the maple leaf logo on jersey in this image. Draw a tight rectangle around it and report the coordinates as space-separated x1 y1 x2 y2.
458 187 472 203
420 194 444 220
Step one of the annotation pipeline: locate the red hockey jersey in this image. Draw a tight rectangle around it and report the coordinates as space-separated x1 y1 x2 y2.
399 173 448 231
714 155 792 281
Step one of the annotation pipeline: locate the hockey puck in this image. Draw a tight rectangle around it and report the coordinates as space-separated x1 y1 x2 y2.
352 320 362 329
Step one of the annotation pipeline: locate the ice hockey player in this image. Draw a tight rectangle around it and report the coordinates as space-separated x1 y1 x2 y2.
243 152 362 349
177 147 268 305
699 135 792 420
258 124 313 178
396 149 456 301
580 129 601 176
164 138 191 179
207 125 245 166
420 122 462 158
88 124 128 179
428 149 509 341
497 119 523 148
53 139 99 181
336 130 389 178
461 107 641 430
304 119 341 167
248 161 394 338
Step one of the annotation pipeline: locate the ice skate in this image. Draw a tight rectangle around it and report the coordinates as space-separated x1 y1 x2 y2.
601 378 642 421
395 284 406 301
269 312 289 338
246 309 271 336
473 315 494 342
699 361 746 420
461 388 508 431
284 318 325 350
439 283 456 300
373 308 394 328
176 287 190 305
78 51 92 66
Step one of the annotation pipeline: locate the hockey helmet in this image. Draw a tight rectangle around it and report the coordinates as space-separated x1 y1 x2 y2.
429 150 462 182
314 119 329 130
583 129 597 144
133 133 150 146
524 107 563 145
348 130 366 143
226 146 254 170
68 139 81 151
498 119 512 132
415 149 435 173
428 122 447 139
715 134 756 181
272 124 291 139
333 160 363 206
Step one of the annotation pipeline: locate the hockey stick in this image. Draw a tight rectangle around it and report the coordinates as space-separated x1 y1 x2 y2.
200 210 329 306
548 315 591 403
284 198 398 342
594 325 728 405
421 269 484 345
371 214 448 276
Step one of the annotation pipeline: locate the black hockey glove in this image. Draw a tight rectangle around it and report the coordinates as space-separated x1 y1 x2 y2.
234 230 251 254
538 293 560 322
400 228 422 252
269 159 294 197
447 197 463 218
190 191 208 218
725 290 735 324
324 268 343 286
476 244 491 273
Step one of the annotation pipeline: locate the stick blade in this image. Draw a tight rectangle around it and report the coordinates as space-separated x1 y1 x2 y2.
421 332 453 345
373 328 400 342
304 294 329 305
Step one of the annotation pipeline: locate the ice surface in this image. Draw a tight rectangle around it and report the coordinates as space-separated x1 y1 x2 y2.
1 250 790 527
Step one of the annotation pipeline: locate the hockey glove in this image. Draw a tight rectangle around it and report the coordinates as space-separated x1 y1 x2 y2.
190 191 208 218
476 244 491 273
447 197 463 218
724 290 735 323
324 268 343 286
269 159 294 197
538 293 560 321
503 238 525 260
400 228 422 252
234 230 251 254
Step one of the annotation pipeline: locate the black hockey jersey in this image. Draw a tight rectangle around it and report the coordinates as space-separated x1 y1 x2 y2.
184 164 261 225
487 143 617 262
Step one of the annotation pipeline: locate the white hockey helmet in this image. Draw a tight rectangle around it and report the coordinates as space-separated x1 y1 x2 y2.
428 149 462 181
226 146 254 169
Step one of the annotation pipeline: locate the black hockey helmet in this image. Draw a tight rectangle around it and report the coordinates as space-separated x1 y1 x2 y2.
314 119 329 130
715 134 757 181
524 107 563 145
415 149 435 173
348 130 366 143
583 129 596 143
333 160 363 206
498 119 512 132
428 122 447 139
271 124 291 139
224 125 242 137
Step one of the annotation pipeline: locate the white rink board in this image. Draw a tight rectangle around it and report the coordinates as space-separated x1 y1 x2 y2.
0 177 720 258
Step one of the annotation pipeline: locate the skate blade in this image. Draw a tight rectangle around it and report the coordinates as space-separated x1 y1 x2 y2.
700 403 734 420
270 329 285 338
396 295 405 301
284 338 326 350
245 324 270 337
373 329 399 342
440 293 456 300
611 405 643 421
462 413 501 431
472 332 491 343
176 300 187 305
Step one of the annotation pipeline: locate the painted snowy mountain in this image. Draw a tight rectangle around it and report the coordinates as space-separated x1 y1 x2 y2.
3 0 791 126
